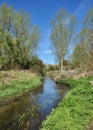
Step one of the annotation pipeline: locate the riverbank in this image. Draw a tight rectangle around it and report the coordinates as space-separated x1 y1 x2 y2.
41 76 93 130
47 70 93 81
0 70 42 106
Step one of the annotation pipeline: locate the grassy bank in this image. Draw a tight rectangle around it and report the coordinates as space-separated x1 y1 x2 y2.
41 76 93 130
0 71 42 102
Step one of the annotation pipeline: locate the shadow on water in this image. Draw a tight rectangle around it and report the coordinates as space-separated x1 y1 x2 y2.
0 77 70 130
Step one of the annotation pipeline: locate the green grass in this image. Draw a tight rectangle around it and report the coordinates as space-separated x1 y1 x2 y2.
41 76 93 130
0 75 42 99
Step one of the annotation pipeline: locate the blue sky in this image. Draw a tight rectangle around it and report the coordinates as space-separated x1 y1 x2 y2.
0 0 93 64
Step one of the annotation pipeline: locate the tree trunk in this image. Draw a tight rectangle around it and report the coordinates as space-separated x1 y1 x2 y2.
60 58 63 71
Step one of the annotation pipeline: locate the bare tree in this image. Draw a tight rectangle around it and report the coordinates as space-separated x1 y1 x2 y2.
50 8 76 71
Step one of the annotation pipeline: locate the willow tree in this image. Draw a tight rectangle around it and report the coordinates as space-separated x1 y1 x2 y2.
84 8 93 68
72 8 93 71
50 8 76 71
0 3 40 69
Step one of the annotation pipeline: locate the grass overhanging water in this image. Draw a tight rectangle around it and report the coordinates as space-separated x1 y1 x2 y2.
0 71 42 100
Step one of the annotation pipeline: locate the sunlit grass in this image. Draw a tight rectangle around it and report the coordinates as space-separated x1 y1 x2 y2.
41 76 93 130
0 71 42 99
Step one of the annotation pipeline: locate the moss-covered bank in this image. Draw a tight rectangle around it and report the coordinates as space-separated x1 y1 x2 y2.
41 76 93 130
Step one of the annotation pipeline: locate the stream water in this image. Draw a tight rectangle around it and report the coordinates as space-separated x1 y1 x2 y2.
0 77 70 130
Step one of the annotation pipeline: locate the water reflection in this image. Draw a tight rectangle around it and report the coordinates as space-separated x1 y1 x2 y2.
0 77 70 130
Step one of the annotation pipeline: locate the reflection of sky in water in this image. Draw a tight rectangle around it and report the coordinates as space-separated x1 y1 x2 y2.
0 77 69 130
30 77 60 104
30 77 66 120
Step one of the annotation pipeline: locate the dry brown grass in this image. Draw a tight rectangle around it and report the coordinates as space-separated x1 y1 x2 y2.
47 70 93 81
0 70 37 86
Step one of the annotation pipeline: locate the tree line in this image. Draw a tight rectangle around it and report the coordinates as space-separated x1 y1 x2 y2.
50 8 93 71
0 3 93 72
72 8 93 71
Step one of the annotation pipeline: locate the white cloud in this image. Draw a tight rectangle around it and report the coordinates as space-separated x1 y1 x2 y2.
44 50 52 54
74 0 89 16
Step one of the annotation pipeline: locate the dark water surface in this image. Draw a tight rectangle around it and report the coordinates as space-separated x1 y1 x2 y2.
0 77 70 130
